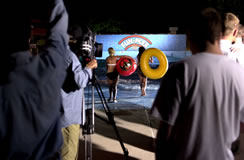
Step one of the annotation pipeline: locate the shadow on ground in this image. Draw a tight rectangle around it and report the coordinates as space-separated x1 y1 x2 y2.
78 139 140 160
94 113 155 152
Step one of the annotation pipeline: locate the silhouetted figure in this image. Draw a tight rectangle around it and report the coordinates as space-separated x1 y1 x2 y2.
106 47 120 103
137 46 153 96
0 0 71 159
60 24 97 160
151 8 244 160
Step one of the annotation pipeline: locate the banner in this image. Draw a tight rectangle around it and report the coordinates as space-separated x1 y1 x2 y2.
96 34 189 62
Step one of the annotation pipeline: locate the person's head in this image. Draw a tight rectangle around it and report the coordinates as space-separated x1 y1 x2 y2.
186 8 222 54
108 47 115 56
238 24 244 43
222 12 240 42
237 24 244 37
241 25 244 44
138 46 146 54
68 24 83 53
234 24 244 44
68 24 82 42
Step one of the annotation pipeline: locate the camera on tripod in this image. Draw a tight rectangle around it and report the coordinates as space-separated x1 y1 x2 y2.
78 26 103 67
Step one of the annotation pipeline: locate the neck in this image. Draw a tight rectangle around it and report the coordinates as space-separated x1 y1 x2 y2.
205 40 222 55
222 35 235 43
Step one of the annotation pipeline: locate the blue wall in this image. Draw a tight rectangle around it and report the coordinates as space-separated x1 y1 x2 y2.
96 34 189 62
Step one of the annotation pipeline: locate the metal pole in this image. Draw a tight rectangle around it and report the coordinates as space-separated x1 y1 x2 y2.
84 134 92 160
84 85 95 160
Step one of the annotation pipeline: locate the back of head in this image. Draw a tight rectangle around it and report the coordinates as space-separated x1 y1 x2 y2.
138 46 145 54
237 24 244 37
186 8 222 53
68 24 82 40
108 47 115 55
68 24 82 53
223 12 240 36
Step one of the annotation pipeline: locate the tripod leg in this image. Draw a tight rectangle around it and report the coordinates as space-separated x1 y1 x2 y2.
84 134 92 160
94 81 129 160
83 86 95 160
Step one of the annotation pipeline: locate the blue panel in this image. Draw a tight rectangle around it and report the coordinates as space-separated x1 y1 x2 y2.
96 34 186 59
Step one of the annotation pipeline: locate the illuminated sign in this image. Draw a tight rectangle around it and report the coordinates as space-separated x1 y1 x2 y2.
118 35 152 50
95 34 187 59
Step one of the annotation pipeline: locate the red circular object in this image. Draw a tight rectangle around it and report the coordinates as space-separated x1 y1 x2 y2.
116 57 137 76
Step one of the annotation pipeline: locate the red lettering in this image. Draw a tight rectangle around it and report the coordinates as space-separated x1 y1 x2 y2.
118 35 152 45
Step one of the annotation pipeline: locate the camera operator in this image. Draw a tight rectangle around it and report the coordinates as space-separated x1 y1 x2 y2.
0 0 71 159
60 24 97 160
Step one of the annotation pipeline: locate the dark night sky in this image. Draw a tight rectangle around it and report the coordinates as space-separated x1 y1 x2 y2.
63 0 244 34
63 0 192 33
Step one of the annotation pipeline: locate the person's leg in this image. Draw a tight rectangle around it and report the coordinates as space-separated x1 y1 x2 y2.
107 78 113 101
139 75 147 96
108 85 113 101
61 124 80 160
143 77 147 96
113 76 119 102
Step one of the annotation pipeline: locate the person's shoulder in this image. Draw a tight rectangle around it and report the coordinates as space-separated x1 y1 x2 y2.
106 56 111 63
168 54 203 73
115 56 122 59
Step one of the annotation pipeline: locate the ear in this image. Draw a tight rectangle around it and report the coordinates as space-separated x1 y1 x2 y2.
233 28 238 37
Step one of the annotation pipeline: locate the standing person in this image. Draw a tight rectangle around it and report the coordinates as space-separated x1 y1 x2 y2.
106 47 120 103
136 46 153 96
220 13 243 154
233 24 244 47
60 25 97 160
105 47 133 103
0 0 70 159
231 24 244 67
151 8 244 160
220 12 240 62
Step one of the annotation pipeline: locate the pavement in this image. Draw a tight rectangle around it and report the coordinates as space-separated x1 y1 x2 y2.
77 108 244 160
77 78 244 160
78 108 158 160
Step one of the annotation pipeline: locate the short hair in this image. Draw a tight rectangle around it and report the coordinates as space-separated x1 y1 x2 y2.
108 47 115 54
223 12 240 36
237 24 244 37
186 8 222 52
138 46 145 54
68 24 82 39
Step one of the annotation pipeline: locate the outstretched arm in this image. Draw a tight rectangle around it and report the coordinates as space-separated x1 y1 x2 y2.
116 55 134 59
45 0 70 66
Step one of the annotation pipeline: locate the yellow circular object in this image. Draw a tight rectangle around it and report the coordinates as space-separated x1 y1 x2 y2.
140 48 168 79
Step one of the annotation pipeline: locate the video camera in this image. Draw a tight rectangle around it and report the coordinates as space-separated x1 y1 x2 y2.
75 26 103 67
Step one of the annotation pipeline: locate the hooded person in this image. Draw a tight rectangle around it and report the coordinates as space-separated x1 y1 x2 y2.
0 0 71 159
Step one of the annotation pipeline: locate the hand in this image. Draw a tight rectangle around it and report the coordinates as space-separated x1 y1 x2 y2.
230 46 241 53
86 59 98 69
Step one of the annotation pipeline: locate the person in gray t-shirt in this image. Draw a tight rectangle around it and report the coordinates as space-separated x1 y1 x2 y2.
151 8 244 160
